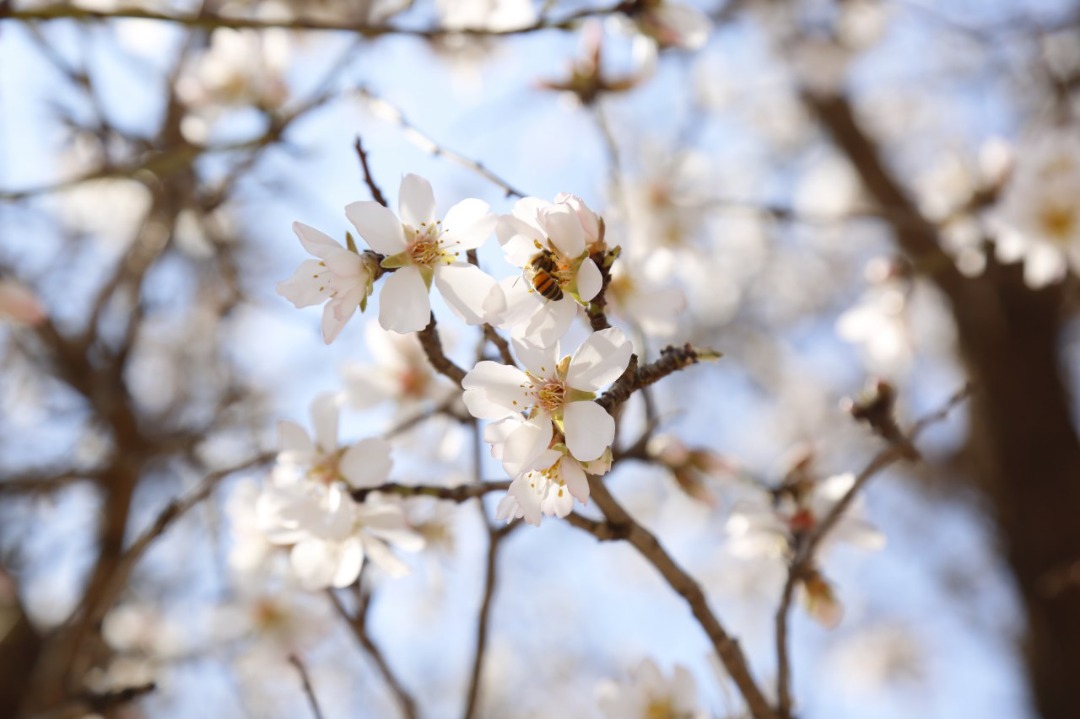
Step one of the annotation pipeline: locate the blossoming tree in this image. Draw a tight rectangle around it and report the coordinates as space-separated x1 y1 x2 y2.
2 1 1080 719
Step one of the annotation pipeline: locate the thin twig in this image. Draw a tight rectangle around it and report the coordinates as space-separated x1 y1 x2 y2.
358 87 528 199
462 517 520 719
329 588 419 719
417 313 467 386
354 136 388 207
351 480 511 504
597 343 720 412
773 383 974 718
289 655 326 719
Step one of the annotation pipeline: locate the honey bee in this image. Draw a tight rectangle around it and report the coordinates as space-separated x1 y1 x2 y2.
526 250 564 301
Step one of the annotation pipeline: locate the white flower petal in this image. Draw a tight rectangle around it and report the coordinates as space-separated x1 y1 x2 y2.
563 401 614 462
291 539 345 590
346 200 406 254
566 328 633 391
434 264 498 325
462 361 531 419
277 420 314 457
339 438 393 488
322 294 358 344
332 537 366 587
443 198 495 250
511 337 560 379
560 457 590 503
276 259 330 308
500 417 554 477
378 266 432 334
398 174 437 228
507 475 543 526
292 222 342 260
576 256 603 302
541 204 586 258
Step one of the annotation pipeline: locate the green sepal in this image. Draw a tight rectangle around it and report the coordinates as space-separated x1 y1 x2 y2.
381 252 411 269
345 231 359 254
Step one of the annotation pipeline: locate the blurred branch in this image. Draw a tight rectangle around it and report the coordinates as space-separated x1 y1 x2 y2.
774 383 973 718
329 587 418 719
357 87 527 200
569 478 779 719
463 518 520 719
0 469 97 497
288 655 326 719
3 2 629 38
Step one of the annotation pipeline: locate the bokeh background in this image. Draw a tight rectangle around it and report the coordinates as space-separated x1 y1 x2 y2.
2 0 1080 717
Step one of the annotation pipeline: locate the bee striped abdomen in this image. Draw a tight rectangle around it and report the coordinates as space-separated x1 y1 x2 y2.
528 252 564 301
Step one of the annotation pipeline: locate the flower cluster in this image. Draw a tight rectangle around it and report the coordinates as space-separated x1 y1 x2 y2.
278 175 634 529
255 394 423 590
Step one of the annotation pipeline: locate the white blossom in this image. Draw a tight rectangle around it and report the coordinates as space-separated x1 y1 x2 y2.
495 194 605 344
277 222 378 344
346 174 501 333
494 445 612 526
993 130 1080 288
256 394 422 589
597 658 708 719
462 328 633 473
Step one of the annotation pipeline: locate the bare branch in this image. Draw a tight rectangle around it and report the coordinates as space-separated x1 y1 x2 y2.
329 588 418 719
571 478 779 719
289 655 326 719
351 480 511 504
774 383 974 717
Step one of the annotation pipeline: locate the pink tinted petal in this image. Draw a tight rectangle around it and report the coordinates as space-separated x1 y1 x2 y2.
575 257 603 302
378 266 431 334
540 204 586 258
442 199 495 250
292 222 342 260
0 280 45 325
346 201 406 254
567 327 633 391
462 361 531 419
434 264 497 325
398 174 437 228
339 438 393 488
563 401 614 462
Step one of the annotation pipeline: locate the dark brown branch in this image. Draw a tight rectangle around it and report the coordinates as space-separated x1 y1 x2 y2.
774 383 973 718
289 655 326 719
351 480 510 504
572 478 778 719
354 136 388 207
417 314 467 386
597 343 720 412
